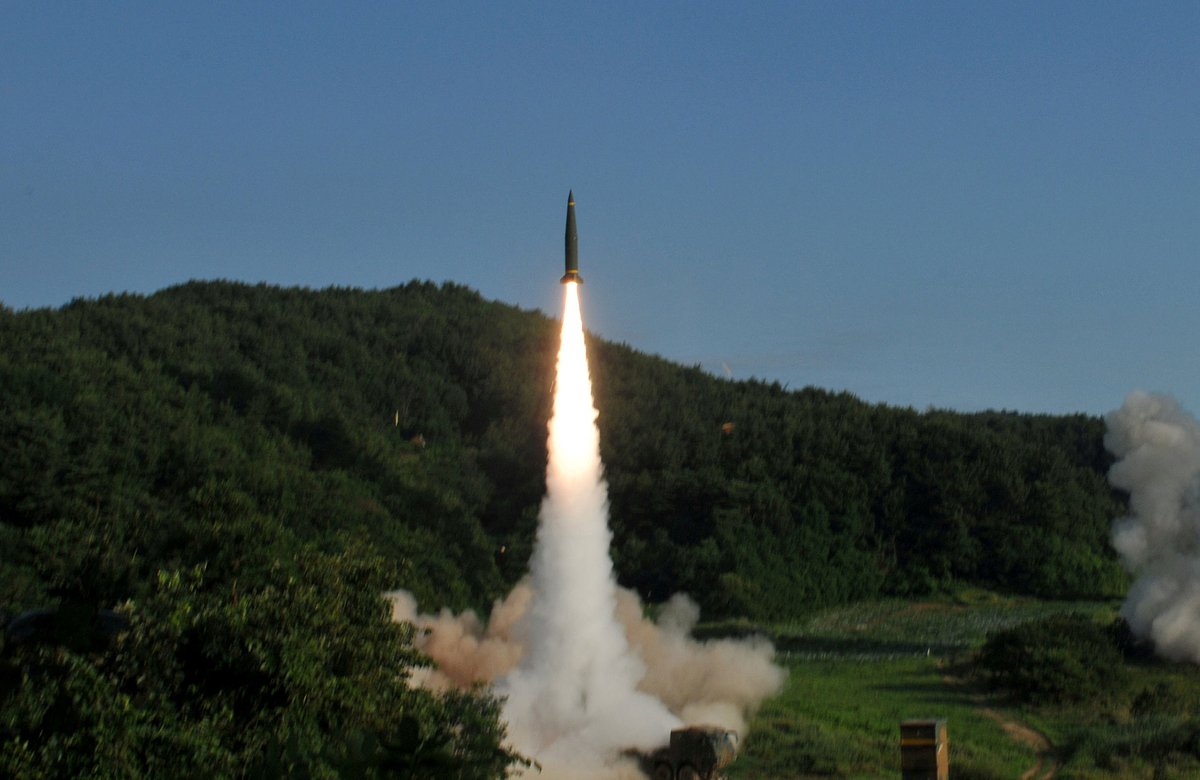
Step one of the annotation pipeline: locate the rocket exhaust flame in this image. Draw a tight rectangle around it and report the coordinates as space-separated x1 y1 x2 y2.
544 282 598 481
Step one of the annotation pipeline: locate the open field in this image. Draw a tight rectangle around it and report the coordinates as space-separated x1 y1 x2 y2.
729 655 1033 779
715 593 1200 779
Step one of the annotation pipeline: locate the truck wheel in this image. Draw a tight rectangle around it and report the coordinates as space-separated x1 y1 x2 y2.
652 762 673 780
677 765 701 780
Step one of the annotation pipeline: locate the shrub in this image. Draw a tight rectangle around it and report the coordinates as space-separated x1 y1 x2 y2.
974 614 1128 705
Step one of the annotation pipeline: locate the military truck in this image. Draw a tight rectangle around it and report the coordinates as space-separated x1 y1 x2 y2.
641 726 738 780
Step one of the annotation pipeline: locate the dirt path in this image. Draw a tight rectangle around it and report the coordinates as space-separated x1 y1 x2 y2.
979 707 1059 780
940 665 1058 779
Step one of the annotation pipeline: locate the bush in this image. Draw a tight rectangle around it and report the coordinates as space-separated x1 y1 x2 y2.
1066 714 1200 773
974 615 1128 705
0 529 521 778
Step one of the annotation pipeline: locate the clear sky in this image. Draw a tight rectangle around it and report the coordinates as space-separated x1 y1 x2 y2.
3 2 1197 415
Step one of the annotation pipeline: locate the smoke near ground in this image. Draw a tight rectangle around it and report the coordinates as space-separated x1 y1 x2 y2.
388 283 784 778
389 585 784 777
1106 391 1200 663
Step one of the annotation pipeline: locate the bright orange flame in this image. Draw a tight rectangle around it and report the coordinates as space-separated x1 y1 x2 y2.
546 281 600 483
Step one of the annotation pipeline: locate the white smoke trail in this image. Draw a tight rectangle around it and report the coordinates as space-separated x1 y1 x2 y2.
388 282 784 778
500 281 679 771
1106 390 1200 663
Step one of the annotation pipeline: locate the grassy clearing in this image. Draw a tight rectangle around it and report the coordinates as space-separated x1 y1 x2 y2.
727 656 1032 779
716 592 1200 779
771 590 1118 658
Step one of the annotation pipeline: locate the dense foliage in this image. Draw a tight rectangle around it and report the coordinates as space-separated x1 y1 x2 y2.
0 281 1127 619
1 531 516 778
973 614 1128 704
0 280 1128 772
1 282 541 776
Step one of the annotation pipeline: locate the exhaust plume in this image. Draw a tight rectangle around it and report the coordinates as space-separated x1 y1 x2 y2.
499 282 678 769
389 282 784 778
1106 391 1200 663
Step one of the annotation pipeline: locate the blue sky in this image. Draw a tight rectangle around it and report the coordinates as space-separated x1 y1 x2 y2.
3 2 1197 415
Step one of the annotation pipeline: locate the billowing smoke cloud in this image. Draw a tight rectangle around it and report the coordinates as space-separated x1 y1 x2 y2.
388 284 784 778
618 593 783 740
1106 390 1200 663
388 585 784 778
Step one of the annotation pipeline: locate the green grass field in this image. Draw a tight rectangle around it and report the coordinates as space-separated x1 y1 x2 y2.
729 655 1032 779
717 593 1200 779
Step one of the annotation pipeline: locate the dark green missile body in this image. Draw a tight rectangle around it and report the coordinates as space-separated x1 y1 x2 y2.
561 190 582 284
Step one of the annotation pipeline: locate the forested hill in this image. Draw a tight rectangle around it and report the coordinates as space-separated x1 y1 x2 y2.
2 280 1125 624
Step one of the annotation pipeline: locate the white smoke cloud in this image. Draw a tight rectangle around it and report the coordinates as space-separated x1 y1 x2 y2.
388 584 784 779
618 593 782 739
387 284 784 779
1106 390 1200 662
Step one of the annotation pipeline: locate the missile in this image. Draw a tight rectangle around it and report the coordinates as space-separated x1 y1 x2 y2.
561 190 582 284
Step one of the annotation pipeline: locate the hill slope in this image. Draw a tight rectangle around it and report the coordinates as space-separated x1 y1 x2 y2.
1 280 1125 622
